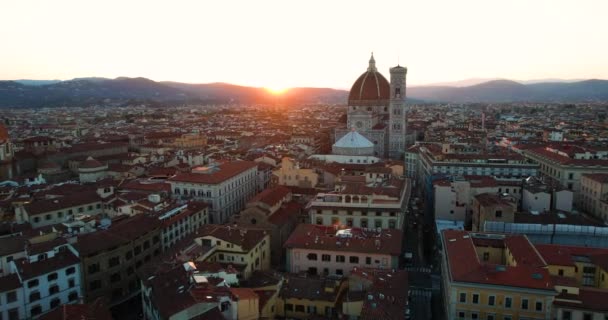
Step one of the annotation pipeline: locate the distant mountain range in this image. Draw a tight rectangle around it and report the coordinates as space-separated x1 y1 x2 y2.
407 79 608 103
0 77 607 107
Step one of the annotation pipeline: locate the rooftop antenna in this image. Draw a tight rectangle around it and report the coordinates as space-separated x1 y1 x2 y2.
397 50 400 66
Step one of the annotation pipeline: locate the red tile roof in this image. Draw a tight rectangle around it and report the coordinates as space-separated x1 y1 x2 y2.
442 230 554 291
14 250 80 280
348 69 390 104
267 201 303 225
280 274 343 301
169 161 257 184
526 147 608 167
76 214 160 256
284 224 402 256
356 268 409 320
554 287 608 312
535 244 608 271
25 191 102 216
249 186 291 207
120 180 171 193
199 224 268 251
582 173 608 184
79 156 105 169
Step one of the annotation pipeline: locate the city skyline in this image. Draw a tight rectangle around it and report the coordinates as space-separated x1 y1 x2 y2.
1 0 608 89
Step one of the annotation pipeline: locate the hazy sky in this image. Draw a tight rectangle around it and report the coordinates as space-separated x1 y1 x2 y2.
1 0 607 89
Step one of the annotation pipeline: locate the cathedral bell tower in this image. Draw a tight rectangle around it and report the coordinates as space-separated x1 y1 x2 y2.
388 64 408 159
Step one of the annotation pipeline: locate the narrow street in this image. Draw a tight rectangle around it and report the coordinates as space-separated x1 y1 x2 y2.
402 187 444 320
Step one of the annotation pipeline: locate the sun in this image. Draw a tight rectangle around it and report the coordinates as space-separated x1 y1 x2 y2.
266 86 288 95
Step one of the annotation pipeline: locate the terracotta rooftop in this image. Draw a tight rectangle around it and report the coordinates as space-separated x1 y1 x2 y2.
582 173 608 184
249 186 291 207
199 224 268 251
474 193 516 208
14 249 80 281
119 180 171 193
169 161 257 184
79 156 105 169
526 147 608 167
355 268 409 320
284 224 402 256
443 230 554 291
76 214 160 256
280 274 343 302
24 191 102 216
535 244 608 271
554 287 608 312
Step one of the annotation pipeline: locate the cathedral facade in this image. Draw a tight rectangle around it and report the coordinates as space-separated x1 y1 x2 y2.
335 54 408 159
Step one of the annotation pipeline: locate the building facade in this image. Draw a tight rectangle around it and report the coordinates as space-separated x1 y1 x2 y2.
168 161 258 223
284 224 402 277
309 177 410 231
580 174 608 223
2 241 82 319
16 191 103 229
151 201 209 251
195 224 271 280
442 230 557 320
77 214 162 306
523 146 608 203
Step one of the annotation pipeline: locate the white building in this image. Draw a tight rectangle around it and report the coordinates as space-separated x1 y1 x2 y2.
1 241 82 319
168 161 258 223
309 175 410 230
433 175 523 223
522 177 573 213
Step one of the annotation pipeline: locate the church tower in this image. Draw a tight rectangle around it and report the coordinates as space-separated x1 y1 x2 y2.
388 65 408 159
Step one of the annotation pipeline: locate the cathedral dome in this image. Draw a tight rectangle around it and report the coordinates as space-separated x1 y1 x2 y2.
332 129 375 156
348 53 390 106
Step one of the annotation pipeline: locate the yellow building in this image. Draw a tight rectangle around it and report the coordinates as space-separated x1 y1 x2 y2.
172 133 208 149
276 275 347 319
273 157 319 188
535 244 608 319
195 224 271 280
472 193 518 232
229 288 259 320
580 174 608 223
442 230 557 320
242 270 284 320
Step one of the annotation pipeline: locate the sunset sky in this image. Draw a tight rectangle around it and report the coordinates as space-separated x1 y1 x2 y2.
1 0 607 89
